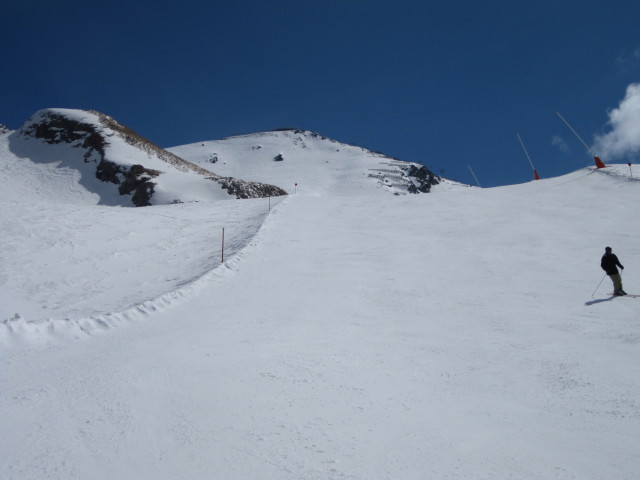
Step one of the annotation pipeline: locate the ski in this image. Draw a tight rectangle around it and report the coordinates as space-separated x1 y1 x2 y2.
608 293 640 298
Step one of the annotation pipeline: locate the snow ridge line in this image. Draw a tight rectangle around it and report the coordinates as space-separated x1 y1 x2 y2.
528 167 596 192
594 165 640 182
0 197 289 348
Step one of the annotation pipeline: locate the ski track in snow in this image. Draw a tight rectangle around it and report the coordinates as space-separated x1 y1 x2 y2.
2 129 640 480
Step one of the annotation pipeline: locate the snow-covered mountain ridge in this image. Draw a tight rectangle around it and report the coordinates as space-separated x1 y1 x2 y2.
3 108 447 208
168 128 445 196
7 109 287 206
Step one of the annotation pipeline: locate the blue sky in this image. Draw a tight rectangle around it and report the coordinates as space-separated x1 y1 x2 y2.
3 0 640 186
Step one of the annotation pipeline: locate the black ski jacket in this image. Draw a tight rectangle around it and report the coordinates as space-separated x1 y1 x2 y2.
601 253 624 275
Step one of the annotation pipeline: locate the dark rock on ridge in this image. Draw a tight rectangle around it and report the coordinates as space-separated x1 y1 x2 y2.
217 176 288 199
406 164 440 193
96 160 162 207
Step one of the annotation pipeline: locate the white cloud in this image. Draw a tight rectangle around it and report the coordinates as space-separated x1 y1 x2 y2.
615 46 640 67
593 82 640 160
551 135 569 153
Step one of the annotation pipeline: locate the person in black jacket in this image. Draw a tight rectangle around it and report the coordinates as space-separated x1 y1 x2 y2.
601 246 626 296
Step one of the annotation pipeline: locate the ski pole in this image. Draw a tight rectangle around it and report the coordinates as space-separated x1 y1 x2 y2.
591 273 607 297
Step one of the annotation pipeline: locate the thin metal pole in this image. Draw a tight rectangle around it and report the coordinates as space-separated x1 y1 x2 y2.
591 273 607 297
556 111 594 156
467 164 482 187
221 227 225 264
517 133 536 171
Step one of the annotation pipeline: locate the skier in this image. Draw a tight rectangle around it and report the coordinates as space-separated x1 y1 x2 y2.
601 246 626 296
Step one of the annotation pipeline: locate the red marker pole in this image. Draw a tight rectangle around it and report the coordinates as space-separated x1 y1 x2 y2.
629 162 633 178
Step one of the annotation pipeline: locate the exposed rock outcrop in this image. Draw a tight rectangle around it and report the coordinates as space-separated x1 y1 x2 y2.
368 161 441 194
217 177 288 199
406 164 440 193
96 160 162 207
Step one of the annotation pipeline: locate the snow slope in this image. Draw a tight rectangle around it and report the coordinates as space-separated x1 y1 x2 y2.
168 129 447 196
2 125 640 480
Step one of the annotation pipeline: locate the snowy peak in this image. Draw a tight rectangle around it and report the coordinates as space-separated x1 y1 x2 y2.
10 109 287 206
18 108 199 171
169 128 444 196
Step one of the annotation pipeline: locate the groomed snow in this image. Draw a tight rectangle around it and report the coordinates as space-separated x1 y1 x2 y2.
1 129 639 479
